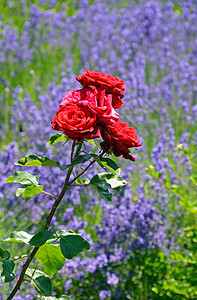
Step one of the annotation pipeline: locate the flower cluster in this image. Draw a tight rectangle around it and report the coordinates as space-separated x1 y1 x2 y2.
51 70 141 161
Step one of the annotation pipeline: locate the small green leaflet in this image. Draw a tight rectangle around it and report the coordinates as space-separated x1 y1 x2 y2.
1 260 15 283
76 172 127 200
92 156 120 174
57 230 77 237
90 172 128 201
47 133 68 146
14 154 120 176
15 154 92 171
60 235 90 259
29 230 56 247
4 231 33 244
5 171 43 199
35 244 65 277
76 178 90 185
15 155 60 168
15 184 44 198
25 268 52 295
5 171 39 186
0 248 10 260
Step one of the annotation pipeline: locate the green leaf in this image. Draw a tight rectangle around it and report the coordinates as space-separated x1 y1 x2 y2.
62 154 92 169
91 172 127 190
1 260 15 282
76 178 90 185
0 248 10 260
93 156 119 174
60 235 90 259
15 155 60 168
5 171 39 186
4 176 14 183
15 154 92 171
29 230 56 247
25 268 52 295
97 186 112 201
85 139 96 146
47 133 68 145
89 172 127 200
4 251 10 260
35 244 65 277
44 230 77 245
57 230 77 237
4 231 33 244
15 185 44 198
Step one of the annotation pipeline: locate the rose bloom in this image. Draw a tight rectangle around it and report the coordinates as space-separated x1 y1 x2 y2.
76 70 125 109
60 88 119 124
100 120 141 161
51 102 101 141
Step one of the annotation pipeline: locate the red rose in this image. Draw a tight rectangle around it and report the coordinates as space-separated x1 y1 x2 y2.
51 102 101 141
100 120 141 161
76 70 125 109
60 88 119 124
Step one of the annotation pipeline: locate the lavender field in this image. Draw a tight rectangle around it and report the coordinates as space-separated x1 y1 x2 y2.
0 0 197 299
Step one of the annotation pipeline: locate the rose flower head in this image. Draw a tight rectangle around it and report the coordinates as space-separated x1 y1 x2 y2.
51 102 101 141
60 88 119 124
100 120 141 161
76 69 125 109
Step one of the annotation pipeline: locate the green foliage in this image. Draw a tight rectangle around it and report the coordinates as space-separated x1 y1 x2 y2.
93 155 120 174
47 133 68 146
29 230 56 247
35 244 65 277
76 171 127 200
25 268 52 295
4 231 33 244
2 229 91 282
15 155 61 168
5 171 44 199
1 259 15 283
15 184 44 199
5 171 39 186
89 172 127 200
15 154 92 170
14 153 121 177
60 235 90 259
0 247 10 260
0 249 16 284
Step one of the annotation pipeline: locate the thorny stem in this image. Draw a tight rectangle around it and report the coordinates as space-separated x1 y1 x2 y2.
7 141 89 300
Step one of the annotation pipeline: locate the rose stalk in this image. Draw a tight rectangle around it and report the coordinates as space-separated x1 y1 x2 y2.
2 70 141 299
7 141 99 300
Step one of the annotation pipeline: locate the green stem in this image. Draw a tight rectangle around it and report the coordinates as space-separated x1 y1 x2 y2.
7 141 82 300
39 188 56 199
12 255 30 262
69 150 104 185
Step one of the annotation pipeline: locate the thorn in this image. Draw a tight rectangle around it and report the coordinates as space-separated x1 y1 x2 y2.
20 264 24 267
16 279 19 282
